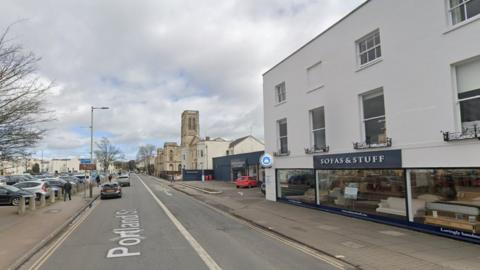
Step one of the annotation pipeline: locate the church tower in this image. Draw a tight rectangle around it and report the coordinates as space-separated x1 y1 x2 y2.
181 110 200 146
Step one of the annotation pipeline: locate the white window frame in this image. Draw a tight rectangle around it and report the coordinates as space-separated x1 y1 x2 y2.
275 82 286 104
448 0 480 25
360 89 387 144
309 107 326 151
356 30 382 67
277 118 288 154
453 57 480 131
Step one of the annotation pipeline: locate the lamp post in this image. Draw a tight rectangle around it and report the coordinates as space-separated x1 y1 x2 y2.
90 106 109 197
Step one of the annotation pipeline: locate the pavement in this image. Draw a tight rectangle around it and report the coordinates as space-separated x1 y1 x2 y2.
172 180 480 270
0 185 100 270
19 174 351 270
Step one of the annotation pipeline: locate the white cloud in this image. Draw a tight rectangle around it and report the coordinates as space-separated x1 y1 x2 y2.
0 0 365 159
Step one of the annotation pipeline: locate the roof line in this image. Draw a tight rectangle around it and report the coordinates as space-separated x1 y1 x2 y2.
262 0 371 76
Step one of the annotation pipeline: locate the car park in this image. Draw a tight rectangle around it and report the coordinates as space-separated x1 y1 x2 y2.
235 176 258 188
13 181 51 199
117 175 130 187
0 185 33 206
100 182 122 199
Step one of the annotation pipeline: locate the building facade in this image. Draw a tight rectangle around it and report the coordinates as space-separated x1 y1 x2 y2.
263 0 480 243
196 137 230 170
181 110 200 170
213 151 264 182
155 142 182 176
226 135 265 156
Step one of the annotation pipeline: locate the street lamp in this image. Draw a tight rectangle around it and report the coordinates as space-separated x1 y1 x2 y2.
90 106 109 197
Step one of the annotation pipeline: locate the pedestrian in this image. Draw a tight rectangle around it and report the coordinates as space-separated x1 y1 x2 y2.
96 175 101 187
170 175 174 184
108 174 112 182
64 181 72 201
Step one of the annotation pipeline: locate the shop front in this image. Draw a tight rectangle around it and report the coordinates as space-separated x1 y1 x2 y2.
213 151 264 182
275 150 480 244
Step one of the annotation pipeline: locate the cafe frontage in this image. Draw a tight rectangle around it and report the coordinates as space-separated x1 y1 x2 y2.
274 150 480 244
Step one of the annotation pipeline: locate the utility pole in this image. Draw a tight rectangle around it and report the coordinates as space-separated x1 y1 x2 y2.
90 106 109 197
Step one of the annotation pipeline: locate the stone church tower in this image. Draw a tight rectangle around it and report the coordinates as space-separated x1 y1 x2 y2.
181 110 200 147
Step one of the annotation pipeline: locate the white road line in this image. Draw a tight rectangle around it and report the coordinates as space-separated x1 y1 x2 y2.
137 175 222 270
28 202 98 270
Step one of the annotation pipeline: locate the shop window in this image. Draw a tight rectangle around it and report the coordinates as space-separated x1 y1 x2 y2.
277 169 316 204
456 57 480 131
310 107 326 151
449 0 480 25
316 169 406 219
410 169 480 233
361 90 387 144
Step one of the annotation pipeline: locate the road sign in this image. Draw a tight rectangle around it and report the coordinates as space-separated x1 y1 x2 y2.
80 159 91 164
80 163 96 170
259 153 273 168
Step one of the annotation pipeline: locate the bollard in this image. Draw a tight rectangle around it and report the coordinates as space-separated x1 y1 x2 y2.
50 190 56 203
40 193 46 207
89 182 93 198
29 196 36 211
17 197 26 215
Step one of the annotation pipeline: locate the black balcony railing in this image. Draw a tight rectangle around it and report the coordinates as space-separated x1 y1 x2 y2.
304 146 329 154
353 137 392 150
442 126 479 142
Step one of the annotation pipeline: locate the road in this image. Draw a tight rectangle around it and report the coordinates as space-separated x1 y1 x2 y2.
23 174 348 270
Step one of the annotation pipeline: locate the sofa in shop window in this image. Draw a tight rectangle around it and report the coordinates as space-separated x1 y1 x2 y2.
375 195 441 217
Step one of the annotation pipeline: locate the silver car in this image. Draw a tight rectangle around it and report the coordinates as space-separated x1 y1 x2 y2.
117 175 131 187
14 180 51 199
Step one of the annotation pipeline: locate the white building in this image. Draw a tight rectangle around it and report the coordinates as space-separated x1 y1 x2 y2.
263 0 480 243
226 135 265 156
196 137 230 170
48 158 80 174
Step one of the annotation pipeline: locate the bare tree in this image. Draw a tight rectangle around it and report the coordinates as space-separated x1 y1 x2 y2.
0 27 53 160
137 144 155 175
94 137 123 173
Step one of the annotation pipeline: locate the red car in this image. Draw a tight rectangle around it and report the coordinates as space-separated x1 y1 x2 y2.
235 176 258 188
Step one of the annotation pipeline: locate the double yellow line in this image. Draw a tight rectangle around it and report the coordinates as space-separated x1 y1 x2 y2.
27 203 98 270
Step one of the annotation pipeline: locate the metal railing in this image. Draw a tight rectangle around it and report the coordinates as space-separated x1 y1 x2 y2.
353 137 392 150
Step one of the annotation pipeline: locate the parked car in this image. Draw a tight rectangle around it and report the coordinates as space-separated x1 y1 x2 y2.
73 174 89 183
14 181 51 199
0 185 33 206
100 182 122 199
0 177 6 186
4 175 29 185
235 176 258 188
117 175 130 187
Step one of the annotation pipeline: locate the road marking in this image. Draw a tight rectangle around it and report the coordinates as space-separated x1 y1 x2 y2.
137 175 222 270
28 201 98 270
154 185 172 196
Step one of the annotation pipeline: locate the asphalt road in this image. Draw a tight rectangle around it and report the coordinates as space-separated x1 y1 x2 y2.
27 174 345 270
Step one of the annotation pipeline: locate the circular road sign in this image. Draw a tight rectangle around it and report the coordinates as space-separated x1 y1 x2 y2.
260 153 273 168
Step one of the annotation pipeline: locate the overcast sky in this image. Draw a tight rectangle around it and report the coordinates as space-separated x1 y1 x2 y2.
0 0 364 160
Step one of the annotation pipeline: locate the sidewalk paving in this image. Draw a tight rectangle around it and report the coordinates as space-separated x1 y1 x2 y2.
172 180 480 270
0 186 100 270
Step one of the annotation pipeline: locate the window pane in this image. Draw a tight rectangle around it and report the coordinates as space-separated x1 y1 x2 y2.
466 0 480 19
367 49 376 62
311 107 325 130
277 169 316 204
366 37 374 49
316 170 406 220
360 53 368 65
450 0 464 7
363 93 385 119
280 137 288 153
374 33 380 46
279 121 287 136
313 129 326 150
359 41 366 53
365 117 386 144
460 98 480 128
375 46 381 58
451 6 466 24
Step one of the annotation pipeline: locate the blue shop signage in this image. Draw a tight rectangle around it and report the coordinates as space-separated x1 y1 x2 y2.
314 149 402 169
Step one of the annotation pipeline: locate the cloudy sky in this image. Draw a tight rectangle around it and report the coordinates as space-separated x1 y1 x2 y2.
0 0 364 160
